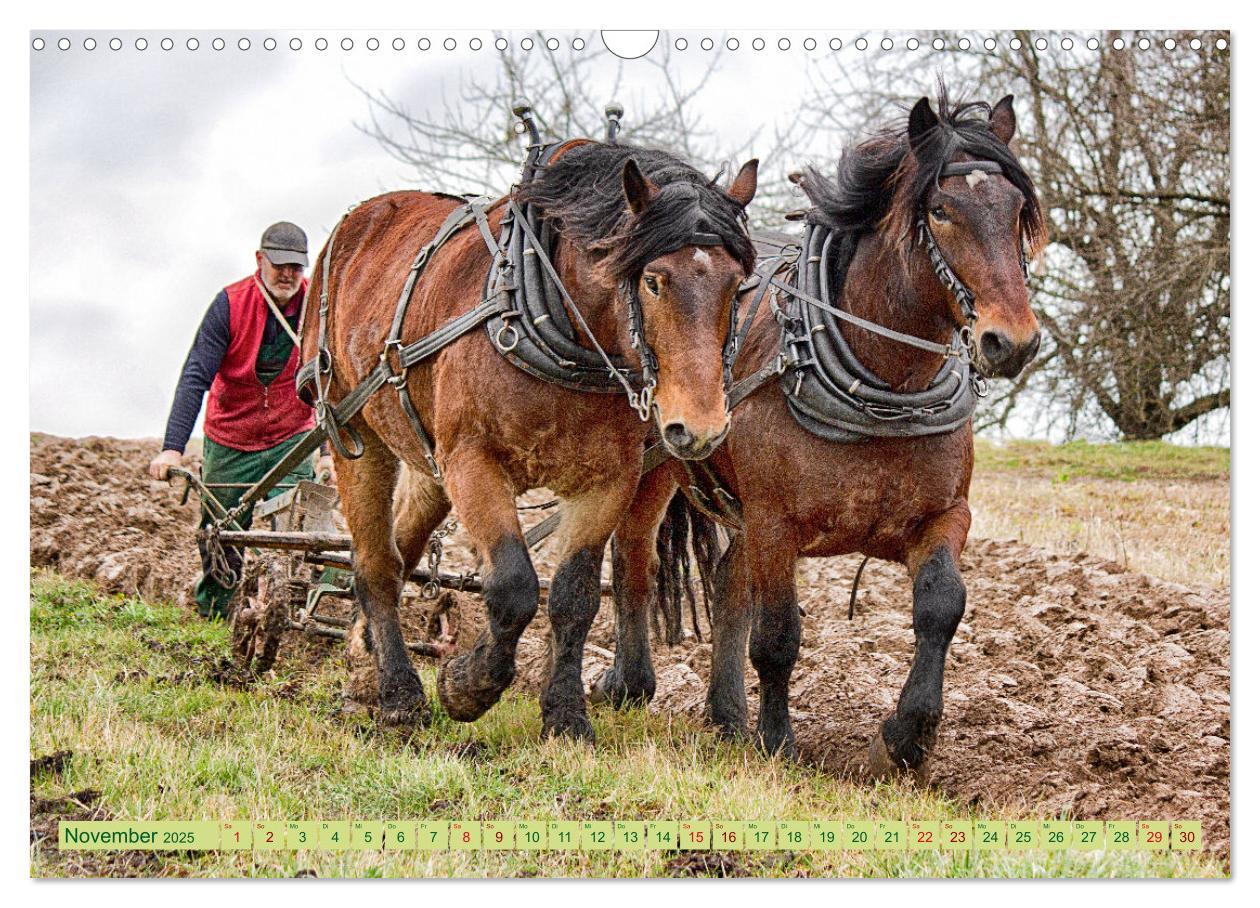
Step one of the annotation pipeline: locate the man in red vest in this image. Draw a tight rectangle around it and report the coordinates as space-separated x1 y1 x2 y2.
149 222 333 619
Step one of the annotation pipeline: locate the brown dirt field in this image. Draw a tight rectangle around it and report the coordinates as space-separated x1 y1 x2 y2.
29 433 1231 861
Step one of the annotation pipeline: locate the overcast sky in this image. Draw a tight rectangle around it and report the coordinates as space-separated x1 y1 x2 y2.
30 29 840 441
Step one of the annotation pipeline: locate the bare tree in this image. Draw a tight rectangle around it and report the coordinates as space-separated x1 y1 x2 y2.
790 31 1230 441
353 30 777 214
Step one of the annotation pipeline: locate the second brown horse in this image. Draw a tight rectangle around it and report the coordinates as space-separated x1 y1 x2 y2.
303 141 758 740
597 90 1046 777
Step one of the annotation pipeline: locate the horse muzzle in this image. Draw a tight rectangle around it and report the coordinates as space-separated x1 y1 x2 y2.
978 329 1041 379
661 417 730 461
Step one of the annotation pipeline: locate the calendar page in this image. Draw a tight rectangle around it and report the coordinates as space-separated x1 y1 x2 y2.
27 22 1231 881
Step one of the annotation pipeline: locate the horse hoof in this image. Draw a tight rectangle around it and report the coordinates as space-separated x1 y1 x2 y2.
339 696 374 717
867 733 932 786
379 699 431 727
436 657 498 723
541 711 595 744
757 728 799 761
589 669 653 709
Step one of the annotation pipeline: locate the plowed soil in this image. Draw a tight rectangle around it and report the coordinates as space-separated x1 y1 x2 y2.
29 433 1231 860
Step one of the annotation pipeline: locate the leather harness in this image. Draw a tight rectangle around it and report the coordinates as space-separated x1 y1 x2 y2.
668 158 1030 529
295 137 736 483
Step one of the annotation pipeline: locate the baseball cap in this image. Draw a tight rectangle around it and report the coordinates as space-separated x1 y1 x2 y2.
259 221 309 267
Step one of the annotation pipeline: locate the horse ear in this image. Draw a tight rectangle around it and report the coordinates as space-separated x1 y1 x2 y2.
989 94 1017 144
622 158 659 216
908 97 939 157
726 158 759 208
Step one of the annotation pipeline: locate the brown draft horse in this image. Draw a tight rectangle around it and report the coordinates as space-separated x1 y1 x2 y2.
597 90 1046 775
301 140 758 741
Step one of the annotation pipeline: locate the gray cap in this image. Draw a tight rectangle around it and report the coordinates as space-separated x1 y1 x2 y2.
259 221 309 267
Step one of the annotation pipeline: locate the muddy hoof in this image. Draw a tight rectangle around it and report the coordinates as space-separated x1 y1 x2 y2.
436 656 501 723
541 710 595 744
867 733 932 786
379 698 431 727
756 728 799 761
340 698 374 717
589 668 653 709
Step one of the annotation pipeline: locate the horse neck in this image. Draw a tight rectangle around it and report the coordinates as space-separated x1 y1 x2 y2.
555 241 628 353
837 233 957 392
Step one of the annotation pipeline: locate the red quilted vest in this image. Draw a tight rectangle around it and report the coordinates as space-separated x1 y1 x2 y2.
204 272 315 452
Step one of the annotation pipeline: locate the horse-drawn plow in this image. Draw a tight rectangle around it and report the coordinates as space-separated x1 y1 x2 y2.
168 464 607 675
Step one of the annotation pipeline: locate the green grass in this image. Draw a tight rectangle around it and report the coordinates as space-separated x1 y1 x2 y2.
974 439 1230 483
30 571 1226 879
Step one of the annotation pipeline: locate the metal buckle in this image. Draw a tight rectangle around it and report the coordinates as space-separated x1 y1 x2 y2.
381 339 407 386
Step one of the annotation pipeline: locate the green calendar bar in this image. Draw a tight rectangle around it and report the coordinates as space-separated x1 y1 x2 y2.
54 818 1207 852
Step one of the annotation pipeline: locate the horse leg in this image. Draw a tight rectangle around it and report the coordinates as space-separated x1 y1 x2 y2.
540 476 638 741
342 463 451 712
435 448 538 723
869 502 971 784
747 549 801 758
591 468 678 708
705 535 753 739
336 431 428 726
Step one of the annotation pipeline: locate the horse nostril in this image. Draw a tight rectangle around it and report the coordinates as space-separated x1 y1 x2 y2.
663 422 696 452
1024 331 1043 364
979 330 1013 367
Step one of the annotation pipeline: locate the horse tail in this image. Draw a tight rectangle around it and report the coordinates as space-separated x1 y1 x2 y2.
654 491 723 644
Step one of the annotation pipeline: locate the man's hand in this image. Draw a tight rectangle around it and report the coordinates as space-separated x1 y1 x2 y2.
316 454 336 484
149 449 184 481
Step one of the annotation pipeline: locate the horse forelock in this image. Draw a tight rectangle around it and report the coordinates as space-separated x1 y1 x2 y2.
517 142 755 284
799 84 1046 288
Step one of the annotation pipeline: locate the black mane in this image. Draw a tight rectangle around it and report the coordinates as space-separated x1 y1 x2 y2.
798 85 1044 273
517 142 756 282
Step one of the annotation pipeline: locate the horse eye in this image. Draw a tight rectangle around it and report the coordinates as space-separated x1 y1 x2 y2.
930 206 950 223
643 275 660 296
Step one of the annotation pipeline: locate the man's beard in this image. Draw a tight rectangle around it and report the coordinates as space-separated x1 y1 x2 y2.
263 276 299 302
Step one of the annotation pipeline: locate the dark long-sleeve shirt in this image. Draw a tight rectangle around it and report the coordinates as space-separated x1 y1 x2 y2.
161 290 300 453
